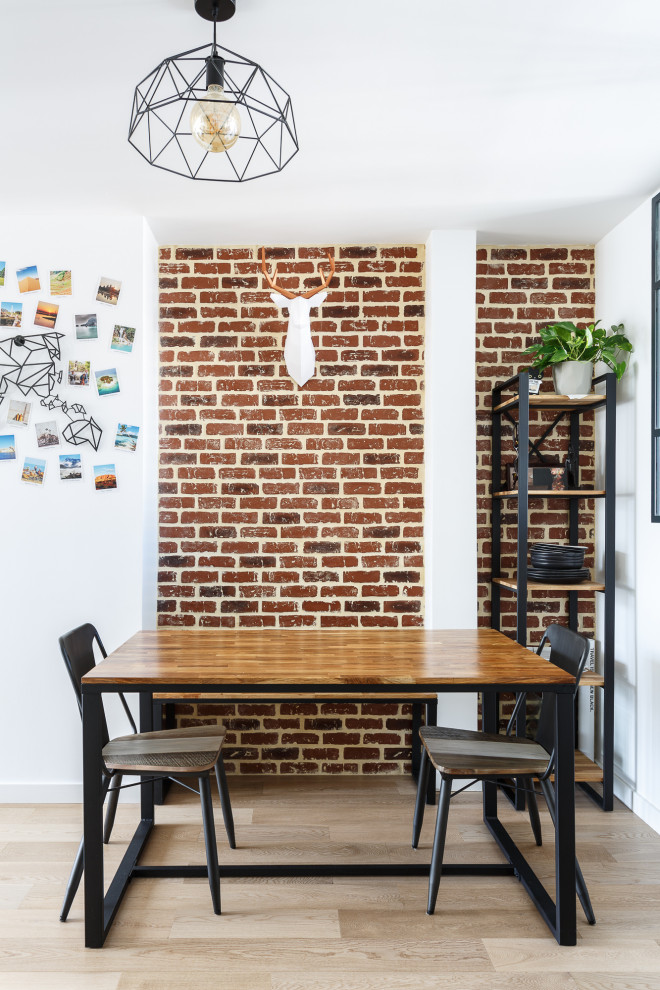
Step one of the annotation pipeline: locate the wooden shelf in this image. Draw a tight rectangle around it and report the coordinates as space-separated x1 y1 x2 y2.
493 392 607 413
493 576 605 592
580 671 605 688
493 489 606 499
549 750 603 784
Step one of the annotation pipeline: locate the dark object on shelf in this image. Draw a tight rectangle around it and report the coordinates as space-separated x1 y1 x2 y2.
530 543 586 569
564 445 579 489
505 421 520 490
505 460 577 493
506 461 518 491
528 463 567 491
528 567 591 583
527 370 543 394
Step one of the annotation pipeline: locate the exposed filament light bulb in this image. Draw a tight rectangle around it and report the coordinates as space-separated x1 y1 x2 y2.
190 56 241 153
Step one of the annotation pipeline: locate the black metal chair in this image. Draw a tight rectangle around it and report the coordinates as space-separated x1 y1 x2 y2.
59 622 236 921
412 623 596 924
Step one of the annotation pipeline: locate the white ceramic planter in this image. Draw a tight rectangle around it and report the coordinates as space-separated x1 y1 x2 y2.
552 360 593 398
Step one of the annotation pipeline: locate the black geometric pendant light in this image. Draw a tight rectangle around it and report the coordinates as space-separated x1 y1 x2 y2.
128 0 298 182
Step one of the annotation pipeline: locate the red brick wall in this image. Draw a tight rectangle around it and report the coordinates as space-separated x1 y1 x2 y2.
158 244 425 774
476 246 597 648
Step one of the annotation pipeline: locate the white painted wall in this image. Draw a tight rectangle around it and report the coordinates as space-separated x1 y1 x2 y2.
596 194 660 832
0 216 156 801
425 230 478 729
141 220 159 630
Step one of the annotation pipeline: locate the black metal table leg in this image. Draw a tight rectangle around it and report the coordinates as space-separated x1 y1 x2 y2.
139 691 155 821
411 702 422 777
153 700 171 805
82 690 105 949
482 690 498 819
424 700 437 806
554 691 577 945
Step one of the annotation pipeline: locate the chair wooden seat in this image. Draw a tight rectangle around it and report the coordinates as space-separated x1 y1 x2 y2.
103 725 227 775
420 725 550 778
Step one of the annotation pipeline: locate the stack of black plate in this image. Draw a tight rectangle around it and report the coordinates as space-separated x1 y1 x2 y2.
529 543 589 583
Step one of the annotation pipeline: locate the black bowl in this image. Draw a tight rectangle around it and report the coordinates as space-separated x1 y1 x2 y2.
530 543 586 569
528 567 590 583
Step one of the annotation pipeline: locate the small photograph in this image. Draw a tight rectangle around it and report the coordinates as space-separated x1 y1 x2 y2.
96 276 122 307
17 264 40 293
7 399 31 427
0 301 23 327
50 270 72 295
34 300 59 329
68 360 91 387
0 262 5 286
95 367 120 396
0 434 16 460
75 313 98 340
115 423 139 452
94 463 117 491
35 419 60 448
59 453 82 480
22 456 46 486
111 325 136 353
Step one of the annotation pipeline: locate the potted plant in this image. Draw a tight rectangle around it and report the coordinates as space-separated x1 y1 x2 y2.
522 321 633 398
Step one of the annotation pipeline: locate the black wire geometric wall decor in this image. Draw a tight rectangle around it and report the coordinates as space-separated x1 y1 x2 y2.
0 332 103 451
0 331 64 400
43 395 103 452
128 4 298 182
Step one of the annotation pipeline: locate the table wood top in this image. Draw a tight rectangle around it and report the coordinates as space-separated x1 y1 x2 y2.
82 628 575 691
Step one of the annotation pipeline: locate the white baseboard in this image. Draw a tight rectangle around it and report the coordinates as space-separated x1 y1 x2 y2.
632 791 660 836
613 774 634 812
0 783 139 804
0 783 83 803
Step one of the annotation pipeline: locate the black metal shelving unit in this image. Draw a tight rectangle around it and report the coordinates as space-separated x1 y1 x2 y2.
490 370 616 812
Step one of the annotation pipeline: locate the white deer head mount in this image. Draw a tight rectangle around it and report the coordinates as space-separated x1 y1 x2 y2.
261 247 335 387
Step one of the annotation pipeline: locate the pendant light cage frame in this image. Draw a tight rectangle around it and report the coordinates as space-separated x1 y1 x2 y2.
128 41 298 182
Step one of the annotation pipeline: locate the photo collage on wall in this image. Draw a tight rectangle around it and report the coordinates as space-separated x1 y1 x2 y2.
0 260 141 490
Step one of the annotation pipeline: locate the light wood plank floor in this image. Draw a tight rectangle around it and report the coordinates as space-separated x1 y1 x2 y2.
0 776 659 989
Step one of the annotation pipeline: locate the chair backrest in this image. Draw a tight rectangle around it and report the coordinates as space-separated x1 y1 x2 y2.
59 622 136 749
534 623 590 758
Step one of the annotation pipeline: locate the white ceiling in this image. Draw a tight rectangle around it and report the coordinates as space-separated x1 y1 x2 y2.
3 0 660 244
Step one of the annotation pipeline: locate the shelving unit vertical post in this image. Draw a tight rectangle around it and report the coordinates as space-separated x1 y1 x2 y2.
489 371 616 811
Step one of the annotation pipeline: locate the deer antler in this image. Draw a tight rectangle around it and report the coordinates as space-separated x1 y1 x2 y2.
302 252 335 299
261 247 296 300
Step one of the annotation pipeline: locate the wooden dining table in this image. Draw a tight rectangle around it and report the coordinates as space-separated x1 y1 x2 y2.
81 627 578 948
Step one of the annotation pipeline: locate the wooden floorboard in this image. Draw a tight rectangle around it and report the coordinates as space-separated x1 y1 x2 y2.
0 776 659 988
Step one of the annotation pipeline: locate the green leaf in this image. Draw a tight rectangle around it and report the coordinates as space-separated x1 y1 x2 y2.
608 336 633 352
